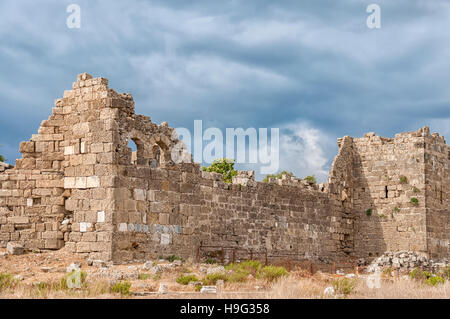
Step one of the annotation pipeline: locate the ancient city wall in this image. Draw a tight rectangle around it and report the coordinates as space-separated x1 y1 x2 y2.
108 103 351 263
351 130 429 258
423 133 450 258
0 73 448 264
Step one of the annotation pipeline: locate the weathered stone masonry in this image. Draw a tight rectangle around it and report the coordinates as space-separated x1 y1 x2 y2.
0 73 448 264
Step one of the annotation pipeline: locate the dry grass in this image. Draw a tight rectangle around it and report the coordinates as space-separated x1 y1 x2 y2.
0 249 448 299
352 277 450 299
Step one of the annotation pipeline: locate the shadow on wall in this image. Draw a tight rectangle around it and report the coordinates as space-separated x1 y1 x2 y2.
352 151 386 262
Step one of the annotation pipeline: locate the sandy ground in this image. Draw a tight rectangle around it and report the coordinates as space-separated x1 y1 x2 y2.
0 247 448 299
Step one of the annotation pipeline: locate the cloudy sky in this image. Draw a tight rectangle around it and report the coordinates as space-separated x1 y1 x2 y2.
1 0 449 181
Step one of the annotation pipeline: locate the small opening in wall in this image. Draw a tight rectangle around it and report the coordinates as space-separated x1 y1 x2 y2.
385 186 389 199
150 144 162 168
128 140 138 165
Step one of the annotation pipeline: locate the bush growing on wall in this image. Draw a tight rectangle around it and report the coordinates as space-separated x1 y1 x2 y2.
304 175 317 184
202 158 238 183
262 170 294 183
0 144 5 162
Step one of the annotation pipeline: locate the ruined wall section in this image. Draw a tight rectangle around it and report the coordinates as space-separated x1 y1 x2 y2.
423 132 450 259
61 73 125 261
326 136 357 259
351 129 429 259
111 131 347 265
90 80 358 264
105 93 199 262
112 164 341 263
0 90 70 249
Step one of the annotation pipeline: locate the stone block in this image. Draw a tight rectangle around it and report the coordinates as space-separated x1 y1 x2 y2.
97 211 105 223
19 141 35 153
160 233 172 245
8 216 29 224
7 242 24 255
86 176 100 188
134 189 146 201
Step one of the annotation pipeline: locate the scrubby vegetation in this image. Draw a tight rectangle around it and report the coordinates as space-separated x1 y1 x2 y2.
0 144 5 162
138 273 151 280
224 260 288 283
59 270 88 290
205 258 216 264
111 281 131 296
203 273 229 285
410 197 419 206
260 266 288 282
202 158 238 183
0 273 18 292
332 278 356 296
365 208 373 217
399 175 408 184
176 274 199 285
303 175 317 184
262 171 294 183
409 268 446 286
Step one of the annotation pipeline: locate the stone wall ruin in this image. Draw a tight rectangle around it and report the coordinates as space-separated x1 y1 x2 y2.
0 73 448 265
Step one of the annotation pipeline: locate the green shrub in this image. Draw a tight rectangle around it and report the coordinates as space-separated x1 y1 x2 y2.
332 278 355 296
0 273 18 291
410 197 419 206
111 281 131 296
0 145 5 163
153 273 161 281
34 281 51 295
409 268 446 286
304 175 317 184
227 271 249 283
379 213 387 219
202 158 238 183
365 208 373 217
260 266 288 282
205 258 216 264
425 276 445 286
262 171 295 183
176 274 199 285
409 268 430 281
203 273 228 285
167 255 183 262
393 206 400 213
226 260 263 276
382 267 393 276
399 176 408 184
413 187 420 193
138 273 151 280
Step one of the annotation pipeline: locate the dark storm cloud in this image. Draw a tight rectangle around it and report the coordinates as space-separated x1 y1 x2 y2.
1 0 449 180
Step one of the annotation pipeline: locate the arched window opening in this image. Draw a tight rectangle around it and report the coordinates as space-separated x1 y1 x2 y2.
128 138 147 165
128 140 138 165
150 144 161 168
